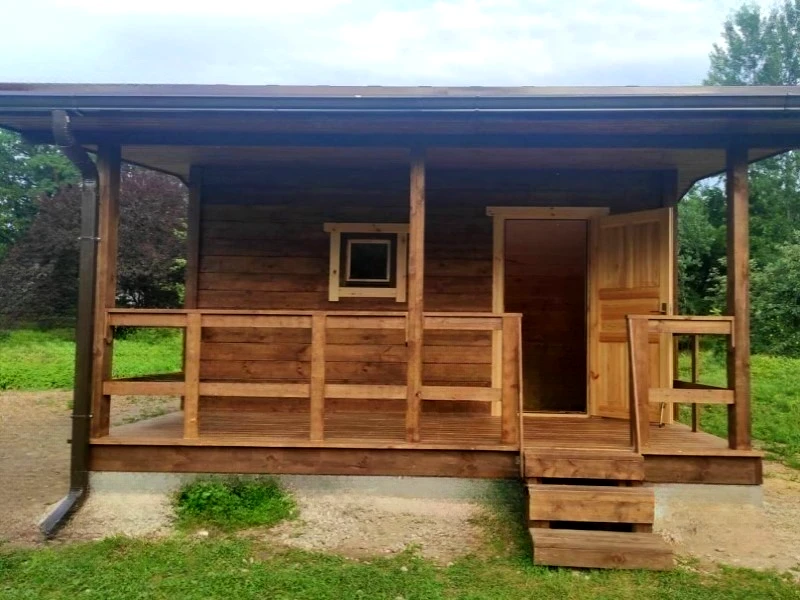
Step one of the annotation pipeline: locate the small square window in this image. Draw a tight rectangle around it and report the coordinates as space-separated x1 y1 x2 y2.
345 238 392 285
324 223 408 302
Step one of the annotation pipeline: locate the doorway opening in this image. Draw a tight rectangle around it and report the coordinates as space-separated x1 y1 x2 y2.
504 219 588 413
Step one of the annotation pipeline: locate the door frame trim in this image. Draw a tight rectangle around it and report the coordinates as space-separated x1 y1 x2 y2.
486 206 610 415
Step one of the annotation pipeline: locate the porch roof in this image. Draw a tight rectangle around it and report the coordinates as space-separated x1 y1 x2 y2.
2 83 800 194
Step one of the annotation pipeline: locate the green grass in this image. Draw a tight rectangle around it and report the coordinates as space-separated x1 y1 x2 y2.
678 351 800 468
0 328 183 391
1 532 798 599
174 477 297 532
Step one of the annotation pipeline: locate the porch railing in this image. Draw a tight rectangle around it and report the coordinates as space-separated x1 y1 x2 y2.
100 309 522 445
626 315 736 452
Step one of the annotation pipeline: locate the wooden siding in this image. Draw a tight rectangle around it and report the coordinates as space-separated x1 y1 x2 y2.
195 167 667 412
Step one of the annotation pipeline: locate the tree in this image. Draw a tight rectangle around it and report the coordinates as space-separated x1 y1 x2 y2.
0 130 78 259
707 0 800 85
0 165 186 327
751 234 800 356
678 0 800 353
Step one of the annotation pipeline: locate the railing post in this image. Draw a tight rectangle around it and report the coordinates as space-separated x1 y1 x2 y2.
310 312 326 442
501 315 520 444
627 317 651 451
691 334 700 432
405 150 425 442
183 313 201 439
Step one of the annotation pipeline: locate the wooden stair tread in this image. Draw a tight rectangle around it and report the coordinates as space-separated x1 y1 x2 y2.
531 528 673 570
527 484 654 524
524 448 645 481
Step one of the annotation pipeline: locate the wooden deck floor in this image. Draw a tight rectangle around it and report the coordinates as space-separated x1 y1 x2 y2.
98 411 751 455
92 411 763 483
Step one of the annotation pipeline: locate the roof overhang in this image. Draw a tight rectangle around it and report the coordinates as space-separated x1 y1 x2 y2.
1 83 799 194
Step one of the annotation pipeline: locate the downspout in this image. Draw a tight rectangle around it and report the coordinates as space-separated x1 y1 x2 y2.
40 110 99 538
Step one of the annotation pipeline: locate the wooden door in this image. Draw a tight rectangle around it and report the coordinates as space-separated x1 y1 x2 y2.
588 208 673 420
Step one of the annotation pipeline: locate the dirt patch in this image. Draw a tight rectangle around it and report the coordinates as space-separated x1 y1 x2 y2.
256 490 484 564
657 462 800 573
0 390 178 545
58 491 174 542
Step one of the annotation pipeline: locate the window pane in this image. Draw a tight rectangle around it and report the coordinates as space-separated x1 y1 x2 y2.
348 241 390 282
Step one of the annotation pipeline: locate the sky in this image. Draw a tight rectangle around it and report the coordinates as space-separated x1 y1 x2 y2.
0 0 777 86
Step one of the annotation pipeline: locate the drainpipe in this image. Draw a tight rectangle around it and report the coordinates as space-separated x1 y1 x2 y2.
39 110 99 538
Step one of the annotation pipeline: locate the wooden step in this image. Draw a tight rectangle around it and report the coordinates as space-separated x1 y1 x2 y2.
531 528 673 570
524 448 644 481
527 484 654 525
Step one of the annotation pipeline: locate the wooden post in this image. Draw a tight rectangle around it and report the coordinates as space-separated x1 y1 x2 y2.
726 146 752 450
90 145 121 438
184 167 202 309
405 150 425 442
501 315 520 444
310 312 326 441
627 317 651 451
691 334 700 432
180 167 202 411
183 313 201 438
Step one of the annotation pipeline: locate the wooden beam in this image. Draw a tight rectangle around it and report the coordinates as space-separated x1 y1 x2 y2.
107 313 188 327
198 382 310 397
420 386 500 402
405 149 425 442
423 315 502 330
650 388 734 405
310 313 326 441
89 446 520 479
726 146 751 450
326 384 406 400
183 312 202 439
500 316 520 444
486 206 610 220
91 145 121 438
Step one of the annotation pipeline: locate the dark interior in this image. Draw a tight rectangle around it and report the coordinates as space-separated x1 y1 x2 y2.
504 219 588 412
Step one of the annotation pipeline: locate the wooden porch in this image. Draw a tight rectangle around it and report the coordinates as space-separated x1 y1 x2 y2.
91 412 762 484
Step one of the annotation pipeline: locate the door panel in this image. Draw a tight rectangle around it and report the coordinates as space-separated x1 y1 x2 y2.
588 208 673 420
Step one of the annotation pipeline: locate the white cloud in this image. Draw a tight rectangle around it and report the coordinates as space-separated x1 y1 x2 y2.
0 0 778 86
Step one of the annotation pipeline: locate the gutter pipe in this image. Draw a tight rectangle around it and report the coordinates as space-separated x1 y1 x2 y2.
39 109 99 539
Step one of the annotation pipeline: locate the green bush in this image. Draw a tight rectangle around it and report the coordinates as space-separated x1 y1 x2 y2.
174 477 296 531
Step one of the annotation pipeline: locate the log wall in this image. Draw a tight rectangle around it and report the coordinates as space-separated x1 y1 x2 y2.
196 166 667 413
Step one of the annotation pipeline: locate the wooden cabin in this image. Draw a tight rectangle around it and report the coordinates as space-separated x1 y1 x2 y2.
3 84 798 569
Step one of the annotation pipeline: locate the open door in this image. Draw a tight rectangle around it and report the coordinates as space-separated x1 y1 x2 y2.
588 208 674 420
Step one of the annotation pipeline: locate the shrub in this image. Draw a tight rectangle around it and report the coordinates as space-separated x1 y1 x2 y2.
174 477 296 531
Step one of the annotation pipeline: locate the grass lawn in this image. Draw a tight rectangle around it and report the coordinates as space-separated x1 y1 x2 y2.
2 489 800 600
0 328 183 391
678 350 800 468
2 536 800 600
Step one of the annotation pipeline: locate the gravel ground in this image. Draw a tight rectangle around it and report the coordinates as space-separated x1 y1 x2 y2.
260 491 484 563
657 463 800 572
0 390 178 546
